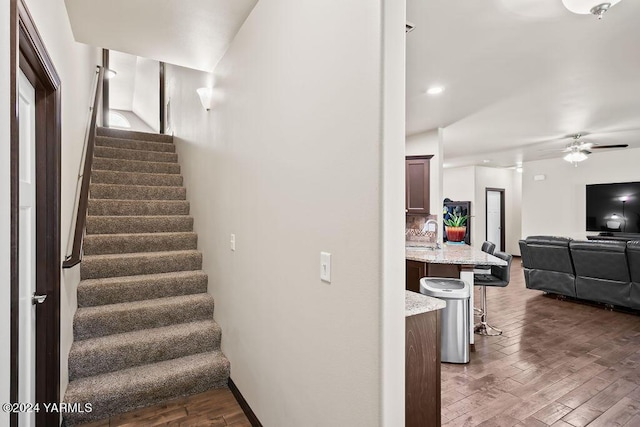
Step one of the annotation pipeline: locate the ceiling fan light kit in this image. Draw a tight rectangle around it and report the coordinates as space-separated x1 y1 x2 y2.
562 0 622 19
563 150 589 164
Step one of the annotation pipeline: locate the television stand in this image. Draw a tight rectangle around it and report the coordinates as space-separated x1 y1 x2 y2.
587 233 640 242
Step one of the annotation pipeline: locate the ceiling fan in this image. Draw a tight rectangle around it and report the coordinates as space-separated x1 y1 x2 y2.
560 134 629 165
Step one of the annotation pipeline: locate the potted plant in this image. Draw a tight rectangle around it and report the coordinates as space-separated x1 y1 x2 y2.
443 209 468 243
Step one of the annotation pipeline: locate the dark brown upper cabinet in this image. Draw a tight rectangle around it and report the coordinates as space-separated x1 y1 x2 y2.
406 155 433 215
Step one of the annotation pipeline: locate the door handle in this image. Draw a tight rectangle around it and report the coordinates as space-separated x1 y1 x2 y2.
32 294 47 305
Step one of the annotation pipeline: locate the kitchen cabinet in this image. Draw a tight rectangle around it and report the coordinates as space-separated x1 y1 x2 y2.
406 155 432 215
406 260 426 293
406 307 441 427
406 260 459 292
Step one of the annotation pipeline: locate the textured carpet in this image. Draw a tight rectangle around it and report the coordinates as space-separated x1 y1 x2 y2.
64 127 230 425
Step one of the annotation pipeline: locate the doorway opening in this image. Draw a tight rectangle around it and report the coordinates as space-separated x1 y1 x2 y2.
485 188 505 252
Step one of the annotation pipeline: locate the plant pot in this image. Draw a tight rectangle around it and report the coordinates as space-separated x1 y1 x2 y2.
445 226 466 243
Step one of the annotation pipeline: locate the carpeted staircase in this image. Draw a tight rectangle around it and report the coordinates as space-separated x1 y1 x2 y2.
63 127 230 425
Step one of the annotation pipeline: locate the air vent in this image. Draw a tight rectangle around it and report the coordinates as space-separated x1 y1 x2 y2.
406 21 415 33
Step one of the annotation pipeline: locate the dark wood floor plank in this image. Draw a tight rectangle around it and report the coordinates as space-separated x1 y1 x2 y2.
78 387 249 427
588 397 640 427
531 401 573 425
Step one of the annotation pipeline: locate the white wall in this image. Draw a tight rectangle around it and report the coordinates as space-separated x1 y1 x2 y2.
443 166 522 255
109 51 137 110
522 148 640 240
474 166 522 255
443 166 475 204
131 57 159 132
1 0 12 423
165 1 405 425
21 0 99 400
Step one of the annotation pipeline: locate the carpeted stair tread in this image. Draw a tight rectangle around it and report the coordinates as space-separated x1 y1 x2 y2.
96 135 175 153
88 199 190 216
86 215 193 234
93 157 180 174
78 271 208 307
80 250 202 279
91 170 183 187
69 320 222 381
74 293 214 340
97 127 174 144
64 351 229 425
90 183 186 200
83 232 197 255
95 146 178 164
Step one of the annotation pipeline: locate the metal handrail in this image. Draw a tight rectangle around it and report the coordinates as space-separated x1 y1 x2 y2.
62 66 105 268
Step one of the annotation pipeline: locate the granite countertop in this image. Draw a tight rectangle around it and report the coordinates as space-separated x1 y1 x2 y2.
405 290 446 317
406 243 507 266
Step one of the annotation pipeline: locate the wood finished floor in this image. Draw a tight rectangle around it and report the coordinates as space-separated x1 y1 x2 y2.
78 388 250 427
442 257 640 427
77 259 640 427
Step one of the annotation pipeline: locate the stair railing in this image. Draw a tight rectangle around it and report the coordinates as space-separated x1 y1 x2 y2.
63 66 105 268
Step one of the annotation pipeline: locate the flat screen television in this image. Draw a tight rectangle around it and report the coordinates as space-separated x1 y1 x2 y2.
586 181 640 234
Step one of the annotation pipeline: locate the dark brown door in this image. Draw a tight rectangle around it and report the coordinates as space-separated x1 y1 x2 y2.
11 1 62 425
406 155 433 215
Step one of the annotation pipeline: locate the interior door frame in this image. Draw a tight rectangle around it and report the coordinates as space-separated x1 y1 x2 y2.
10 0 62 425
485 187 505 252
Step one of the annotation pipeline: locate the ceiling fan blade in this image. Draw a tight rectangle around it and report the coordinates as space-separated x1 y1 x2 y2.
590 144 629 149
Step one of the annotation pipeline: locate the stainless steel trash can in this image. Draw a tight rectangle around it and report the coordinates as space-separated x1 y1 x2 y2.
420 277 470 364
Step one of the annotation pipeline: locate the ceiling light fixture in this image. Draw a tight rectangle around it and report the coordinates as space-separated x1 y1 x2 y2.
426 86 445 95
561 0 621 19
563 149 588 165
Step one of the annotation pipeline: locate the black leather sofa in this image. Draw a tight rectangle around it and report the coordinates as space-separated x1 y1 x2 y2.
519 236 640 310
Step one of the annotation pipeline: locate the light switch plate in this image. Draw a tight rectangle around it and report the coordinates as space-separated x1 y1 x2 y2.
230 234 236 251
320 252 331 283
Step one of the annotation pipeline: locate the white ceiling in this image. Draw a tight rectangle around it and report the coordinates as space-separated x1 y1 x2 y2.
406 0 640 168
64 0 258 72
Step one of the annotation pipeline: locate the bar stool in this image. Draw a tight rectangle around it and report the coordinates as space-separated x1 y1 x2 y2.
474 241 496 275
474 251 512 336
473 241 496 316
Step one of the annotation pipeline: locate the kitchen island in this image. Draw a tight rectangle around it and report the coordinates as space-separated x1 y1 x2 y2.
405 291 445 427
406 243 507 347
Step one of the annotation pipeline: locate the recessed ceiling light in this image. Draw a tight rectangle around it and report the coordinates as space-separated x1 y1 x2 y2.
426 86 445 95
482 159 491 163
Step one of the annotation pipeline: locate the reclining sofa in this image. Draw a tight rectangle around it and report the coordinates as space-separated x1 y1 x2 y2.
519 236 640 310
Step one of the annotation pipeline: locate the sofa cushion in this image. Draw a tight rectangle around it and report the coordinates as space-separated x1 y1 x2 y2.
570 241 630 282
570 240 630 307
526 236 574 275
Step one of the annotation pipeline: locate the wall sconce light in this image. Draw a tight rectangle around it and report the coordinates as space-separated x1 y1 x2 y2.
197 87 213 111
104 68 117 79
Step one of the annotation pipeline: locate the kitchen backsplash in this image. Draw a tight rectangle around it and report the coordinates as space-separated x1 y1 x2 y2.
406 214 438 246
